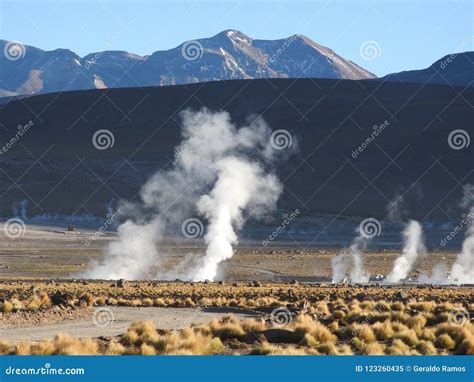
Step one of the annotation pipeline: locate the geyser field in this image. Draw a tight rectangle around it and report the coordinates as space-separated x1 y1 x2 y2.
0 107 473 356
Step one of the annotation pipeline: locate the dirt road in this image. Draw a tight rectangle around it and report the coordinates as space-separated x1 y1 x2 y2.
0 307 259 342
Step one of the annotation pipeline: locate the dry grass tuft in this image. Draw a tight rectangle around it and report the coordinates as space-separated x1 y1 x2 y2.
1 281 471 356
292 315 337 343
435 334 456 350
209 315 246 340
387 339 412 355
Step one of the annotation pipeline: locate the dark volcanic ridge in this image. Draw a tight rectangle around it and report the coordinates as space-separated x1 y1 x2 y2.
0 78 472 224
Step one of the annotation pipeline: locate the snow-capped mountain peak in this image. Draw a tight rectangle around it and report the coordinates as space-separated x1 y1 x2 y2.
0 31 376 97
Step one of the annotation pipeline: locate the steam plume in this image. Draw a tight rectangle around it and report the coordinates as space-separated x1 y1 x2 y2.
449 184 474 284
12 200 28 220
82 108 284 280
331 252 350 283
86 219 163 279
419 184 474 284
386 220 426 283
193 158 281 281
386 193 405 222
332 231 370 283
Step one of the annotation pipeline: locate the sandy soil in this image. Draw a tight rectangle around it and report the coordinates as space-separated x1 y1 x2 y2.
0 307 259 342
0 306 91 328
0 223 459 280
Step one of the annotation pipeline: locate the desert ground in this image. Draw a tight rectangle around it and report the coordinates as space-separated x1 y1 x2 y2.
0 223 460 281
0 279 472 355
0 223 472 356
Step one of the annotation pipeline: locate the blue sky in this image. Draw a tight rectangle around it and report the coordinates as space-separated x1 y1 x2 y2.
0 0 472 76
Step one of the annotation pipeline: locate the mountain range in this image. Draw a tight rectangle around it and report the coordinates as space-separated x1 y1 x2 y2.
1 29 472 99
383 51 474 86
0 30 376 98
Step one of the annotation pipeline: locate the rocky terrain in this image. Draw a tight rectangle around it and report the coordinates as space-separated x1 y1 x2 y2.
0 30 374 98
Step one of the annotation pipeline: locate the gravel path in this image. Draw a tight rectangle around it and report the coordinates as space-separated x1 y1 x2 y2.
0 307 259 342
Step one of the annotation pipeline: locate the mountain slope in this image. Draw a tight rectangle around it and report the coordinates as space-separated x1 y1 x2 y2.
0 79 472 222
0 30 375 97
0 43 95 95
382 52 474 86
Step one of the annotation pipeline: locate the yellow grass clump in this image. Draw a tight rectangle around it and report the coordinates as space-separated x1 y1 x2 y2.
1 281 471 356
292 315 337 343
